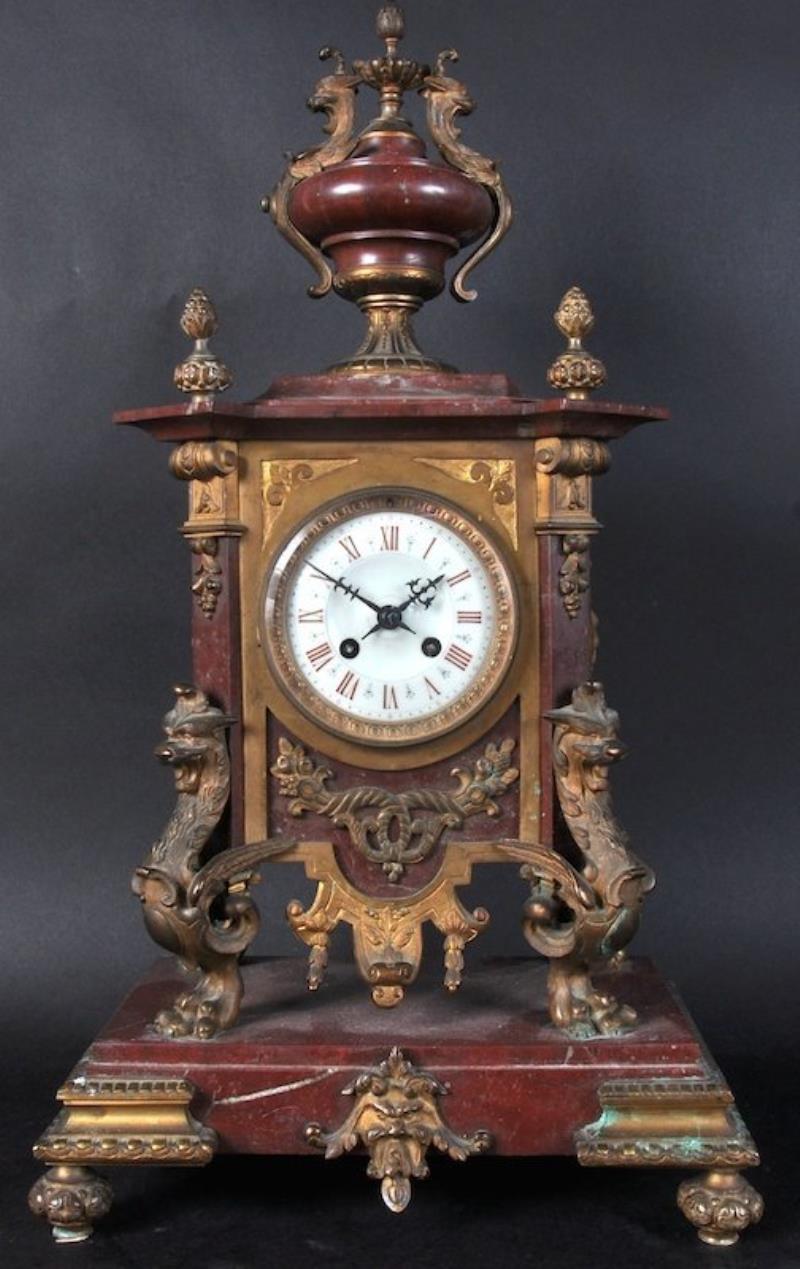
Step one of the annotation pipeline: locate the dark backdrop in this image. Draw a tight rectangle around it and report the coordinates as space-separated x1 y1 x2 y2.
2 1 798 1265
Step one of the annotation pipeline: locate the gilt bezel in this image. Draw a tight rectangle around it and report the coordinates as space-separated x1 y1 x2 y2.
261 487 519 746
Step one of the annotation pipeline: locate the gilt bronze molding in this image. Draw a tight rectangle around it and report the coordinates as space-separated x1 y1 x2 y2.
171 432 241 628
132 685 293 1037
534 434 604 616
559 531 591 619
170 440 238 482
534 436 605 540
575 1079 759 1169
414 456 517 545
174 433 242 619
501 682 654 1037
32 1078 217 1167
189 536 223 618
535 438 611 479
175 431 241 540
30 1076 216 1242
261 458 359 546
305 1047 492 1212
575 1078 763 1245
271 735 519 881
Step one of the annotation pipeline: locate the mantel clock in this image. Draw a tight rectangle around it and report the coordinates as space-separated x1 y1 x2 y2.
29 6 763 1249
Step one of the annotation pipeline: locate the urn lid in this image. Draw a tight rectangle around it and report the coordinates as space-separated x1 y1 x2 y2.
267 5 512 376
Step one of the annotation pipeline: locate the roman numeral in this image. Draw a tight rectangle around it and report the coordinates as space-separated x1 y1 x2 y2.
307 642 334 671
336 670 360 700
297 609 324 623
444 644 473 671
380 526 400 551
423 536 438 560
383 684 398 709
457 610 483 623
424 676 441 698
447 568 471 588
339 536 361 561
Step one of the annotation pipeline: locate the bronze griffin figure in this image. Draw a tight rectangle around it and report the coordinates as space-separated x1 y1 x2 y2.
132 685 292 1038
501 682 655 1038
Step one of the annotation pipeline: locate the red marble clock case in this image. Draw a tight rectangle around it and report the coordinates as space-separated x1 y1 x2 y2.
27 378 763 1250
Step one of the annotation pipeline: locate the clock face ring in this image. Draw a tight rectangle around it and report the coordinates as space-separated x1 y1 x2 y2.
262 488 519 746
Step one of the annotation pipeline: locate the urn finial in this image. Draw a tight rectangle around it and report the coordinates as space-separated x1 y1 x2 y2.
267 7 513 376
174 289 233 407
547 287 607 399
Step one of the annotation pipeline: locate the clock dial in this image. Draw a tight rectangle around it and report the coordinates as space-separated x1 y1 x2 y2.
263 489 518 745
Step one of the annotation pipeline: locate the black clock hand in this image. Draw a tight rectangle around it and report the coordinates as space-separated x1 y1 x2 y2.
309 562 435 640
361 616 416 640
361 573 444 639
307 562 382 613
398 574 445 612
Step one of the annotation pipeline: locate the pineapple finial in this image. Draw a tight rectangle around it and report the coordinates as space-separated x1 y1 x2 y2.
174 288 233 407
547 286 607 399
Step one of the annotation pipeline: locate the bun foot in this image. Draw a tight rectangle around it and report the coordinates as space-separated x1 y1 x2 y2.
29 1165 112 1242
677 1169 764 1246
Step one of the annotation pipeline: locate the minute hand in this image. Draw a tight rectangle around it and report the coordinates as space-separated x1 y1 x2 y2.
308 562 382 613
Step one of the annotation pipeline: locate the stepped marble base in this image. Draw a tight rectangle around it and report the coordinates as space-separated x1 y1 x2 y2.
30 956 762 1245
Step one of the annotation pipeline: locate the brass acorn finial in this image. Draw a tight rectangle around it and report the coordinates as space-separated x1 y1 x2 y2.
547 286 607 399
377 3 404 46
355 4 427 121
174 288 232 406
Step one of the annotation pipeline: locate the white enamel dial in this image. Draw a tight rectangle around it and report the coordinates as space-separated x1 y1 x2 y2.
263 489 518 746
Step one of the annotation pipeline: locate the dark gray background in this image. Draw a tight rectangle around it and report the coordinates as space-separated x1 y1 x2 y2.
2 1 798 1264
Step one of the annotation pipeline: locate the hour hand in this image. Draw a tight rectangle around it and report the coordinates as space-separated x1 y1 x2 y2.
400 574 445 611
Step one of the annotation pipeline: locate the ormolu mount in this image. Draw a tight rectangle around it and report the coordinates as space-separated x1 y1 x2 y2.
266 4 512 373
